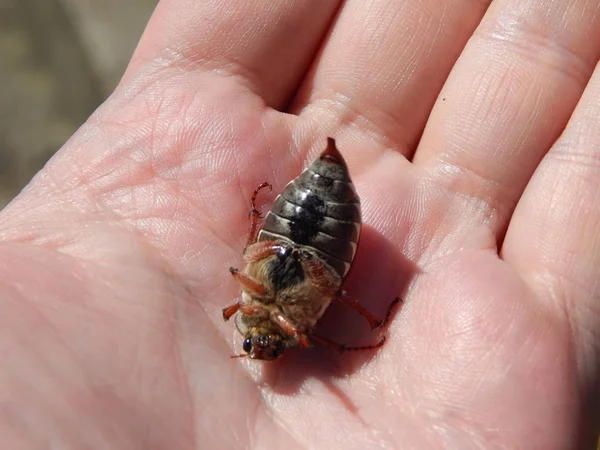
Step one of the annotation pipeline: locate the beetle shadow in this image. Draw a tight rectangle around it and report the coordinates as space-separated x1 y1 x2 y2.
257 224 421 397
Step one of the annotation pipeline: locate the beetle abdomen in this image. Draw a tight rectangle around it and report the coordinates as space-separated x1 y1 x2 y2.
258 138 361 278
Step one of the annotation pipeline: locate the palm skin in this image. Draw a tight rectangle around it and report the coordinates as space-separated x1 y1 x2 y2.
0 1 599 449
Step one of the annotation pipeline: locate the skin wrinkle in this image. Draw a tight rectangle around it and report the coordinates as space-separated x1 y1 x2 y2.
54 84 267 256
424 3 447 59
550 143 600 169
206 58 269 102
475 10 593 87
305 94 411 156
553 239 600 330
362 3 419 78
534 266 594 389
512 79 541 150
424 162 507 233
94 182 193 243
557 274 600 342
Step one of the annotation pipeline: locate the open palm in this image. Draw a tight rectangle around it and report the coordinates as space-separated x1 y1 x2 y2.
1 1 599 448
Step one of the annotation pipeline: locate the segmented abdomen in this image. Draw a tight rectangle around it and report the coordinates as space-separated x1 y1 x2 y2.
258 139 361 278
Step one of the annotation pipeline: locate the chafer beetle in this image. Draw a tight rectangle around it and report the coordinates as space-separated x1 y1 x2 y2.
223 138 399 360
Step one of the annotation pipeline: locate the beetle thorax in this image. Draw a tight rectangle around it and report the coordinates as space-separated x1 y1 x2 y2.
239 243 341 332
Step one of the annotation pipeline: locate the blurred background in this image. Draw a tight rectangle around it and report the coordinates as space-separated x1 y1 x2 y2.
0 0 157 208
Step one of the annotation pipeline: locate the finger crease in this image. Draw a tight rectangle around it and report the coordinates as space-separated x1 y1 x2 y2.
426 160 515 230
474 12 595 88
159 49 266 101
302 91 413 156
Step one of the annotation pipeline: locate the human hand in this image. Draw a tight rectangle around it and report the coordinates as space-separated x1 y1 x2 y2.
1 1 599 448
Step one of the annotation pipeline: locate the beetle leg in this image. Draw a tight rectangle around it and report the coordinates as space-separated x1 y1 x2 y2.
222 303 239 321
245 181 272 248
272 312 311 348
229 267 268 296
336 292 401 330
243 241 285 261
310 334 387 353
222 301 265 321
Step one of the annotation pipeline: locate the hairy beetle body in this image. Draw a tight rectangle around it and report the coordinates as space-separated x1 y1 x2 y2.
222 138 398 360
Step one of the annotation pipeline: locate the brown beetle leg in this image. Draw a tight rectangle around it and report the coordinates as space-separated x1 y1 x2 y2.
229 267 268 296
310 334 387 353
222 301 265 321
222 303 239 321
272 312 311 348
243 241 284 261
245 181 272 248
336 292 401 330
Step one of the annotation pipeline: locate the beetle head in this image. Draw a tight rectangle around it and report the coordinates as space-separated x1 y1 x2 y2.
241 331 286 360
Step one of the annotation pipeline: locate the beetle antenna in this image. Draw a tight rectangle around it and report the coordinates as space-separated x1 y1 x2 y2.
231 353 247 359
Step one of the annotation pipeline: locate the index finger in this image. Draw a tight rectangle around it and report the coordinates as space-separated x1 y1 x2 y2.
122 0 341 108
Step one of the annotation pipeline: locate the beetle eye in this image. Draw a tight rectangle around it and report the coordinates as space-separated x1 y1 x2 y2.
242 338 252 353
256 335 270 349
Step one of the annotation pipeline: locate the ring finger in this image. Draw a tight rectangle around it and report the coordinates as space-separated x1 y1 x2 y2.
413 0 600 245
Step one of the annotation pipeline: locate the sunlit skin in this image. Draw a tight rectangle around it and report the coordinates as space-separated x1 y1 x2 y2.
1 0 600 448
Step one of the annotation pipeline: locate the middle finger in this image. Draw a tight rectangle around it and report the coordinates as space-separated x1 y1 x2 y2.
291 0 492 159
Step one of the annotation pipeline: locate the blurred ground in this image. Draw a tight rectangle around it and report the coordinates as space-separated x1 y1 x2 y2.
0 0 156 207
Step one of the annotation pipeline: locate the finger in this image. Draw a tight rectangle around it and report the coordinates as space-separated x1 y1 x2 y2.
502 61 600 387
291 0 491 158
123 0 341 108
413 0 600 240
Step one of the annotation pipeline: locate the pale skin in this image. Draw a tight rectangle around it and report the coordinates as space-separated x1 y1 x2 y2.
1 0 600 448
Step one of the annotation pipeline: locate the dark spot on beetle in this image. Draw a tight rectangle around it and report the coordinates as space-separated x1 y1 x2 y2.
288 194 325 245
268 247 305 292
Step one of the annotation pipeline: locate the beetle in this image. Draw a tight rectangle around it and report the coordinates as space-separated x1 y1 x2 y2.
222 138 399 360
